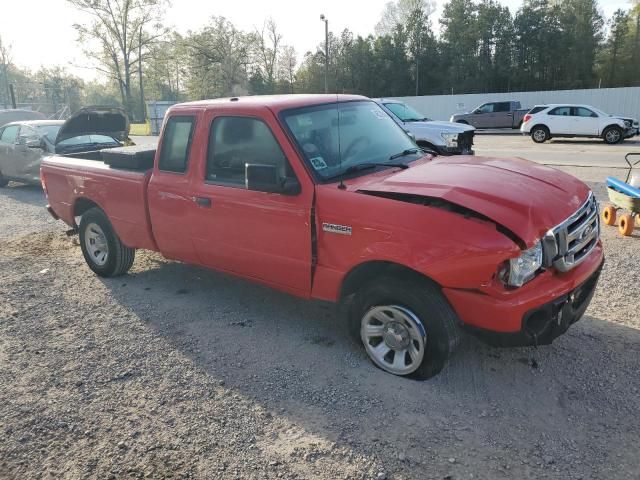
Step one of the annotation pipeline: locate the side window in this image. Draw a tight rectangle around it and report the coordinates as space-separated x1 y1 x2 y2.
574 107 596 118
549 107 571 116
206 116 292 188
528 106 547 115
477 103 494 114
158 116 195 173
495 102 511 112
17 125 40 144
0 125 20 144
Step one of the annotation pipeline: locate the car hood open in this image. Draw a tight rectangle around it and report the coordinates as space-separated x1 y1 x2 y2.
55 106 129 144
350 155 590 246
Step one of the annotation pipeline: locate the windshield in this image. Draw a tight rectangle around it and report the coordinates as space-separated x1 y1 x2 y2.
384 102 430 122
37 125 62 141
282 101 420 182
57 134 119 147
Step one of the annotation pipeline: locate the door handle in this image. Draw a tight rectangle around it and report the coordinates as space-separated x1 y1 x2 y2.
193 196 212 208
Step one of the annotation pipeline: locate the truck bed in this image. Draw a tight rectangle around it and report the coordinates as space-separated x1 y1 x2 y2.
41 155 157 251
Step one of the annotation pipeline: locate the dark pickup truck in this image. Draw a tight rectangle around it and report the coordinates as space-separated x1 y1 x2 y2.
450 101 529 129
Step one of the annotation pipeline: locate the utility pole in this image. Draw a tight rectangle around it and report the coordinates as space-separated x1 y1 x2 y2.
320 14 328 93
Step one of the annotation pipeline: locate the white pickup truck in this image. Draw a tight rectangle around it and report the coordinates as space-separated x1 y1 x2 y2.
373 99 475 155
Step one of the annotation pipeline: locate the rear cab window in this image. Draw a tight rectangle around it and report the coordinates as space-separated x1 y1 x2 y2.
158 116 195 173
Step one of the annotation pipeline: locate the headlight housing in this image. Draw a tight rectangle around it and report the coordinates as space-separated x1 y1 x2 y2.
441 132 458 148
501 242 543 287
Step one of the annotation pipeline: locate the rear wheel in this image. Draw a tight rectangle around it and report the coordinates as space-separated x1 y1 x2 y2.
618 214 635 236
349 276 460 380
531 126 549 143
603 126 622 144
79 207 135 277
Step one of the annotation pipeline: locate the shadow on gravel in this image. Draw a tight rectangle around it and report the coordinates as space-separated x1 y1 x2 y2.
99 257 640 479
0 183 46 207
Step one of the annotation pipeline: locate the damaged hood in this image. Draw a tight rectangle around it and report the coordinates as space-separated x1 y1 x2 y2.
352 156 590 245
55 106 129 144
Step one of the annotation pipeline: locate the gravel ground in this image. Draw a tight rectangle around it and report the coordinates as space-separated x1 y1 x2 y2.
1 165 639 480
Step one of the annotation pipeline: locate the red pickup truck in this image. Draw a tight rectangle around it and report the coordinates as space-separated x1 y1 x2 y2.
41 95 604 379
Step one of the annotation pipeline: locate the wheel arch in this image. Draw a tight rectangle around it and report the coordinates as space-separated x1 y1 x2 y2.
74 197 104 223
602 123 623 133
339 260 439 302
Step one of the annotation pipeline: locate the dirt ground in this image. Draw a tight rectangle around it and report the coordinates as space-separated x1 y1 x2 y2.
1 162 639 479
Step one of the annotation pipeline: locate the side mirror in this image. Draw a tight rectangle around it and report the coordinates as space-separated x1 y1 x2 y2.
26 138 44 149
245 163 300 195
473 109 482 114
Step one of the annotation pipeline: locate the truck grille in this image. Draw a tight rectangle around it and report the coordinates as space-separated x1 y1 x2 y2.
457 131 474 151
543 193 599 272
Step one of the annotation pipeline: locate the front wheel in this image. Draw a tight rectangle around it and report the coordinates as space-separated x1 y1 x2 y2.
79 207 135 277
349 276 460 379
603 126 623 144
531 126 549 143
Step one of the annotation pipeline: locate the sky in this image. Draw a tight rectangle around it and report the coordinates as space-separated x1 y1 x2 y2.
0 0 632 81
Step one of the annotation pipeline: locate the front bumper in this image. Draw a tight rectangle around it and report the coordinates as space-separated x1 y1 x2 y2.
443 243 604 346
465 260 603 347
624 127 639 138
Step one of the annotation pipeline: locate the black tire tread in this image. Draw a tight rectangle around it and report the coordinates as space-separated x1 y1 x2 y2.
79 207 135 277
602 126 622 144
349 275 461 380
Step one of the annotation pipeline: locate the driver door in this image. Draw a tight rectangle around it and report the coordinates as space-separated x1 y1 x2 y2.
471 103 494 128
15 125 45 183
0 124 21 178
189 107 314 296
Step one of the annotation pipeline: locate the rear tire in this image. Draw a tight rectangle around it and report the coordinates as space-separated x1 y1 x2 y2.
618 214 635 236
79 207 135 277
349 276 460 380
603 126 623 144
531 126 549 143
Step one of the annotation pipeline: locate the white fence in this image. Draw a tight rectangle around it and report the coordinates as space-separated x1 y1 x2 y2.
391 87 640 122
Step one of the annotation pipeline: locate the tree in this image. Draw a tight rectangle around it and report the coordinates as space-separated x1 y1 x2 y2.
254 18 282 94
0 35 12 108
183 17 252 99
375 0 436 36
277 45 297 93
602 9 630 86
67 0 168 119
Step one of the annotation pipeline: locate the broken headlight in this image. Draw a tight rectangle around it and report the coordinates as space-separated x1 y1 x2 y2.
500 241 543 287
441 132 458 148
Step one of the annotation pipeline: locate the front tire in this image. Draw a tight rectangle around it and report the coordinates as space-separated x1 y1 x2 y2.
603 126 622 144
349 276 460 380
531 126 549 143
79 207 135 277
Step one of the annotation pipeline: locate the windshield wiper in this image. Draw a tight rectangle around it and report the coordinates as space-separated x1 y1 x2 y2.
388 148 421 161
324 161 409 181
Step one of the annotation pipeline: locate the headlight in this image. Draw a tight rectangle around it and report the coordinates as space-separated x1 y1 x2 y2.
501 242 543 287
441 132 458 147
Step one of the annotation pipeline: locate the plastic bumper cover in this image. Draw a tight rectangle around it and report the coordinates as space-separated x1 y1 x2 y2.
443 243 604 345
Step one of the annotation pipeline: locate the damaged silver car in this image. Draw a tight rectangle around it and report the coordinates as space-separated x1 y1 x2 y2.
0 106 129 186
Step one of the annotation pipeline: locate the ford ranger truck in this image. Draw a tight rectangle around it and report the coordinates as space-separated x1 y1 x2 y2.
41 95 604 380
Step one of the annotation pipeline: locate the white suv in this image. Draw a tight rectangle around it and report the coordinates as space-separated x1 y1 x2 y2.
520 104 639 144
